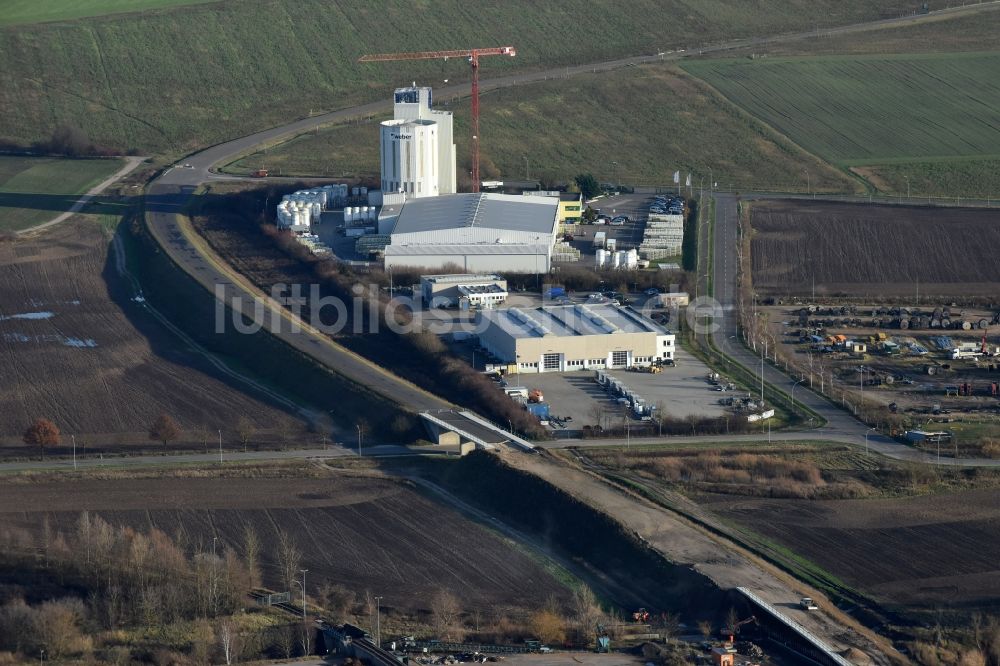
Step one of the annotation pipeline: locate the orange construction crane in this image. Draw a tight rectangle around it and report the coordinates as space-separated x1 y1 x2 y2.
358 46 516 193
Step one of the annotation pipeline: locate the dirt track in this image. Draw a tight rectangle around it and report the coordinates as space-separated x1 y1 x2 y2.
0 219 304 450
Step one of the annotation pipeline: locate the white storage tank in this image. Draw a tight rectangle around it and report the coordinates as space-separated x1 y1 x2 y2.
360 186 368 196
611 251 622 269
595 249 608 267
626 248 638 269
343 208 352 224
369 206 377 222
351 186 360 197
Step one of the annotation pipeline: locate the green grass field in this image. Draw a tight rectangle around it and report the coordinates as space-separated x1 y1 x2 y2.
227 64 856 193
0 155 124 232
0 0 219 26
717 6 1000 58
0 0 917 156
854 158 1000 199
683 53 1000 166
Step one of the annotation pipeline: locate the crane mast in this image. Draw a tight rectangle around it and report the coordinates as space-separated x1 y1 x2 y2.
358 46 516 193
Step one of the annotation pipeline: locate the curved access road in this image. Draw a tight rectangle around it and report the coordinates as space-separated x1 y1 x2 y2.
708 192 1000 467
143 0 1000 453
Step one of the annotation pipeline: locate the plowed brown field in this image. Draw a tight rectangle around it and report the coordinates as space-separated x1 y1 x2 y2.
750 200 1000 298
697 488 1000 611
0 219 303 453
0 473 569 613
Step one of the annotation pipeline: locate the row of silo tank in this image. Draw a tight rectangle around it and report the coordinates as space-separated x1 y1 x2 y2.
595 248 638 269
343 206 378 224
276 199 321 230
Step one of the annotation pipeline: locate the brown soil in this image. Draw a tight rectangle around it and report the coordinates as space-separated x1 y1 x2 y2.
696 488 1000 611
750 200 1000 298
0 218 305 454
0 471 570 613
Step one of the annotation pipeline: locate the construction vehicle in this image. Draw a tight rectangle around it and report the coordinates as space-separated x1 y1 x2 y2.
251 168 269 178
721 616 757 645
358 46 516 193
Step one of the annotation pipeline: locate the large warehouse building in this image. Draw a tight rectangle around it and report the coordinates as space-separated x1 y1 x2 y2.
477 303 675 373
382 193 559 272
380 86 456 198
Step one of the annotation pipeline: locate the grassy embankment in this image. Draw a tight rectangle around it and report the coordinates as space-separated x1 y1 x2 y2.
0 0 919 156
125 203 422 442
226 64 856 192
683 52 1000 198
571 441 1000 635
0 155 124 232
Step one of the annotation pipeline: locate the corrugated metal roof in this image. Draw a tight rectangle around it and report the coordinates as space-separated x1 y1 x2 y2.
480 303 671 340
384 244 550 256
391 193 557 235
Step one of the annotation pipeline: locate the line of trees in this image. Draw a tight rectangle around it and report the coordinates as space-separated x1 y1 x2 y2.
0 515 321 664
19 413 267 459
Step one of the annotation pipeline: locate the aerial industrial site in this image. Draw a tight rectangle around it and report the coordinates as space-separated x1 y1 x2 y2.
0 2 999 665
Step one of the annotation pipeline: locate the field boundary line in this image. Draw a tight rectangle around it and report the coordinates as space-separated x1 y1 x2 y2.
15 156 145 237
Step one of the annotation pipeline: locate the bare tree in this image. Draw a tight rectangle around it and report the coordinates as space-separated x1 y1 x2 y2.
318 582 353 622
531 608 566 645
234 417 255 452
241 524 261 589
655 611 681 643
23 418 60 458
430 590 462 639
698 620 713 640
218 617 238 665
273 623 295 658
571 586 603 636
299 621 311 656
149 413 180 449
276 529 301 593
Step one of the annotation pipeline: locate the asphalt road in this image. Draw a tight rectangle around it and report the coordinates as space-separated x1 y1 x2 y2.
139 1 1000 464
708 192 1000 467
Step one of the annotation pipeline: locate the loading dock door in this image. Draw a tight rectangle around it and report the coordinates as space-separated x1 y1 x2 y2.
542 353 562 372
611 350 629 368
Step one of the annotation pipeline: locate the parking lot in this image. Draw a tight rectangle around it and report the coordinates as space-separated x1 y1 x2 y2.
515 346 728 431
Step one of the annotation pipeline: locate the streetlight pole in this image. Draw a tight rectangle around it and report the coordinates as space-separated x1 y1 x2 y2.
300 569 308 621
625 413 630 451
375 595 383 647
72 434 76 470
218 429 222 464
791 378 804 418
865 426 877 456
523 155 529 181
356 424 362 458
